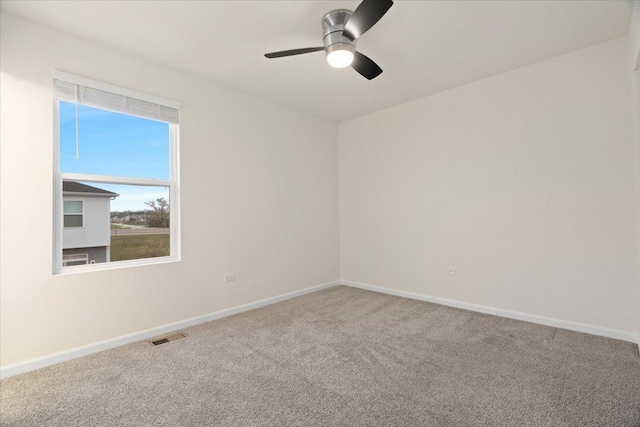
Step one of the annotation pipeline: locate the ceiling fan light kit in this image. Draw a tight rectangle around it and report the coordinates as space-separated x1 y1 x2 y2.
322 9 355 68
326 47 355 68
264 0 393 80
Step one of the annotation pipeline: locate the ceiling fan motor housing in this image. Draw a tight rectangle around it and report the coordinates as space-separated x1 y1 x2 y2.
322 9 356 56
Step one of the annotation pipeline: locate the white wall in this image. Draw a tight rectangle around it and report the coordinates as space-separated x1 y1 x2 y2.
631 1 640 338
339 36 640 336
0 13 340 367
635 68 640 341
630 1 640 70
2 9 639 370
62 196 110 249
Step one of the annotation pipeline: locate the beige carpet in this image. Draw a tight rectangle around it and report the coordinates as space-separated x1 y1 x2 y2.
1 285 639 426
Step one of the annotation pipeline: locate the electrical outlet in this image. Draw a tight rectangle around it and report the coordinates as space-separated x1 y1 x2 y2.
224 273 236 283
448 268 459 276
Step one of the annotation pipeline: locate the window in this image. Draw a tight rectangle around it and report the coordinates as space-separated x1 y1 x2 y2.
63 200 83 227
62 253 88 267
53 71 180 274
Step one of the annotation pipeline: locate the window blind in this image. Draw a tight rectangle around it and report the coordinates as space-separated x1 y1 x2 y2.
54 79 179 124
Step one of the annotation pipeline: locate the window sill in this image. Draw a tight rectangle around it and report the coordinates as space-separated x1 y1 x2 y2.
53 255 180 276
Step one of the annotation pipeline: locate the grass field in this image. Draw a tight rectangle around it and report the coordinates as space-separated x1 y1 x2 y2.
111 234 169 261
110 224 130 229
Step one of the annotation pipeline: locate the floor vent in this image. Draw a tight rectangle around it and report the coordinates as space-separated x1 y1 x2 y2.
151 332 186 346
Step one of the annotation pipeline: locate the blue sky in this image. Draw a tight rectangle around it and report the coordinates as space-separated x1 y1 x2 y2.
60 102 170 211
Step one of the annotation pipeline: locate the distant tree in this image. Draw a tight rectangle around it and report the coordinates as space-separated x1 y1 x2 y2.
145 198 169 228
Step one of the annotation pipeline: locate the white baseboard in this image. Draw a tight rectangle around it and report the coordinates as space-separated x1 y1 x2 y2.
0 280 340 380
3 279 636 379
341 280 640 344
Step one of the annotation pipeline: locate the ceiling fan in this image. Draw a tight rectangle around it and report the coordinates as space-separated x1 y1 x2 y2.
264 0 393 80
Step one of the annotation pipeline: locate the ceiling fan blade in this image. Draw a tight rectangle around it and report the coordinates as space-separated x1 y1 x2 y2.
351 51 383 80
264 47 324 59
343 0 393 41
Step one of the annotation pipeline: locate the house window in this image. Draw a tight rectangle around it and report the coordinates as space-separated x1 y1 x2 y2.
63 201 83 227
53 71 180 274
62 253 88 267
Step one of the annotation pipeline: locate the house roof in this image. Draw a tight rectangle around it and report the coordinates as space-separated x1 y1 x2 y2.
63 181 119 197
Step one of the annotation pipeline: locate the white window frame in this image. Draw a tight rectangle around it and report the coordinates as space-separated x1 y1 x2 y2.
53 71 181 275
63 200 84 228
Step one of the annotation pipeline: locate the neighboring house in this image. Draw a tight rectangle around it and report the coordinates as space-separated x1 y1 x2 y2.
112 210 168 227
123 212 146 225
62 181 119 266
111 212 147 225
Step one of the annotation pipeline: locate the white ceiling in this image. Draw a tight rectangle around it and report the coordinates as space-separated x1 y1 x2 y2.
1 0 634 122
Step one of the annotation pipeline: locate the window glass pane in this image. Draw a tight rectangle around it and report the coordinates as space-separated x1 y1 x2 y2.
64 215 83 227
59 101 170 180
60 181 170 265
106 183 171 262
63 200 83 214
